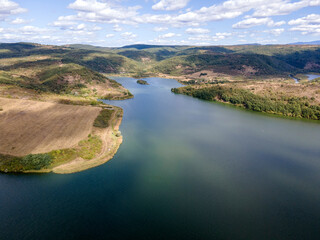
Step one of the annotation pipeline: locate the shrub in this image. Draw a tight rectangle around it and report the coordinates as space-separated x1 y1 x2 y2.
93 109 114 128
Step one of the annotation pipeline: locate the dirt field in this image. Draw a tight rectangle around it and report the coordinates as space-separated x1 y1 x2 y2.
0 97 100 156
52 108 123 174
224 81 320 105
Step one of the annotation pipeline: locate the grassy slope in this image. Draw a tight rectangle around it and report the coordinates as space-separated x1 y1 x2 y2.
0 44 134 100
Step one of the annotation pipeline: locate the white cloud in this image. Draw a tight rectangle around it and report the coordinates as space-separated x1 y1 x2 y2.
121 32 137 39
0 0 27 20
188 32 233 43
188 34 211 41
10 17 29 24
264 28 285 36
149 38 190 45
153 26 168 32
257 39 278 44
252 0 320 17
288 14 320 35
288 13 320 25
106 34 114 38
67 0 140 24
52 16 78 28
185 28 210 34
159 32 181 38
52 18 102 32
113 24 122 32
212 32 232 41
152 0 190 11
52 0 320 31
233 17 285 28
77 23 86 30
20 25 47 35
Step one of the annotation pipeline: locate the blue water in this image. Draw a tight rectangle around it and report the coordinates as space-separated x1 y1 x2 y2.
1 77 320 240
307 74 320 80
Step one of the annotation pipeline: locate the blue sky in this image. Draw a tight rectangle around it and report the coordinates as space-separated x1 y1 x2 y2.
0 0 320 46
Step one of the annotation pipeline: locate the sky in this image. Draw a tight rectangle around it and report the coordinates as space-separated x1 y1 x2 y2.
0 0 320 47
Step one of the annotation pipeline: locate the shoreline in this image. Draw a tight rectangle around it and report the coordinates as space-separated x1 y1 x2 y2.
51 107 123 174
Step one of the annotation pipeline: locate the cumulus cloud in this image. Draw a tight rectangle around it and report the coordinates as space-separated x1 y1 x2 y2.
264 28 285 36
288 14 320 35
113 24 122 32
159 32 181 38
10 17 29 24
152 0 190 11
185 28 210 34
0 0 27 20
288 13 320 25
212 32 232 41
67 0 140 24
52 16 78 28
121 32 137 39
252 0 320 17
53 0 320 30
188 32 232 42
232 17 285 28
153 26 168 32
106 33 114 38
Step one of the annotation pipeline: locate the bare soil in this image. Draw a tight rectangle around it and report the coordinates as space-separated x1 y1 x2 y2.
223 81 320 105
0 97 100 156
52 108 123 174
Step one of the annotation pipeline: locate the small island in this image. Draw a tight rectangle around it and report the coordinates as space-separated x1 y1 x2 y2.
137 79 149 85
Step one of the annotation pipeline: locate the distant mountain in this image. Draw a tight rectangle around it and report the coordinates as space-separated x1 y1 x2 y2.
65 44 112 51
289 40 320 45
121 44 184 49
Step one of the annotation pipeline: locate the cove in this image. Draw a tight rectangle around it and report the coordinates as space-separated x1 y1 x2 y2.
0 77 320 240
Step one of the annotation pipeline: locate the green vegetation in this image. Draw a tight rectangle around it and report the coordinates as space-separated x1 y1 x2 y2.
0 135 104 172
58 98 104 106
93 109 115 128
172 86 320 120
0 153 52 172
102 90 133 100
137 79 149 85
78 135 103 160
1 42 319 80
50 149 77 166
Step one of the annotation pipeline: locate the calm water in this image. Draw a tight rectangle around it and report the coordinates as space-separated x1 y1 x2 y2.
291 74 320 83
307 74 320 80
1 77 320 240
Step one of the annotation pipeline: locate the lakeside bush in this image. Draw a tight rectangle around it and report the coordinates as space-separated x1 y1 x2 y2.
93 109 114 128
172 86 320 120
21 154 52 170
0 153 52 172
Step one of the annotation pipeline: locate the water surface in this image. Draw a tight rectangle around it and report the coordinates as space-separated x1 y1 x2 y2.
307 74 320 80
1 77 320 240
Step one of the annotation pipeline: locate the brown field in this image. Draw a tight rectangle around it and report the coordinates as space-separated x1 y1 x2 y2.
52 107 123 174
0 97 100 156
223 81 320 105
156 71 289 84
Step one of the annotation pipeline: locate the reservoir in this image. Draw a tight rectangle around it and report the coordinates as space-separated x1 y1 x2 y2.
0 77 320 240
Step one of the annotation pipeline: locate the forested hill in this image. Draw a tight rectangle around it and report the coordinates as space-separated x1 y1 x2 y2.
1 42 320 77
